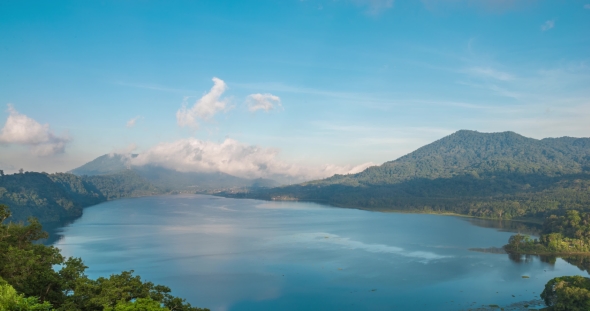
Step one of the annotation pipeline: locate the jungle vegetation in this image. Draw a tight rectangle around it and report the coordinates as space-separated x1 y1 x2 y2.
541 275 590 311
505 210 590 254
0 204 208 311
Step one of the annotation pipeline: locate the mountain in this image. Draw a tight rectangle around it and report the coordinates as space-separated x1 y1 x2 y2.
0 170 162 224
69 154 279 191
224 130 590 220
69 154 135 176
0 172 98 223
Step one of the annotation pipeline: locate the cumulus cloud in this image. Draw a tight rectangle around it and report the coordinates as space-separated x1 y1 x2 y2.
176 77 229 129
126 116 142 128
128 138 375 182
541 20 555 31
352 0 394 14
0 104 70 156
247 93 282 112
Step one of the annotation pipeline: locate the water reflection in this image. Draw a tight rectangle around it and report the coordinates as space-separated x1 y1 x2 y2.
507 253 590 274
53 195 589 311
464 218 542 236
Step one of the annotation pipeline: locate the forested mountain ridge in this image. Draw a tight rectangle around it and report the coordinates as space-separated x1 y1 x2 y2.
310 130 590 187
0 172 101 223
0 171 162 224
224 130 590 220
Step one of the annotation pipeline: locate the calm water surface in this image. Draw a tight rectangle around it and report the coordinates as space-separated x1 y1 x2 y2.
54 195 587 311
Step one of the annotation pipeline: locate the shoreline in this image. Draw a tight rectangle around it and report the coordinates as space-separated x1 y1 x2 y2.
217 194 545 225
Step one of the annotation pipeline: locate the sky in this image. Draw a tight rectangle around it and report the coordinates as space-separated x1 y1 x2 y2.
1 0 589 180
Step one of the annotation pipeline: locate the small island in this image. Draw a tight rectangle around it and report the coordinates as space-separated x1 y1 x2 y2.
505 210 590 255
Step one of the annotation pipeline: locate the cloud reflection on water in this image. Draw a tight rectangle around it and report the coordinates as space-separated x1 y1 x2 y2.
272 232 450 263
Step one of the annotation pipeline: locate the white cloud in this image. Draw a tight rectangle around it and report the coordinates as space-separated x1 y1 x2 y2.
465 67 514 81
129 137 375 182
541 20 555 31
584 4 590 9
247 93 282 112
126 116 142 128
352 0 394 14
176 77 229 129
0 104 70 156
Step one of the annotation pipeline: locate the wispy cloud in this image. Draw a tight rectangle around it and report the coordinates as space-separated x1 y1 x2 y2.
541 20 555 31
465 67 514 81
176 77 230 129
246 93 282 112
0 104 70 156
584 4 590 9
421 0 536 13
115 81 197 94
351 0 395 14
126 116 142 128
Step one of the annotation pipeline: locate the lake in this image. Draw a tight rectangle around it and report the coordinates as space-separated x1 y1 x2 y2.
53 195 587 311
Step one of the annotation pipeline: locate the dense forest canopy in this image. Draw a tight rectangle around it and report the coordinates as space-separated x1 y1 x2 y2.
505 211 590 254
0 171 162 224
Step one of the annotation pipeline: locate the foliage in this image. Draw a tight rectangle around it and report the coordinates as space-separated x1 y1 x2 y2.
505 211 590 254
0 278 53 311
0 171 163 224
541 276 590 310
104 298 167 311
0 204 208 311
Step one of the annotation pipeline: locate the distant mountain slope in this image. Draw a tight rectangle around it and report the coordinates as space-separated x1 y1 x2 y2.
313 130 590 187
69 154 280 191
69 154 135 176
0 171 162 224
226 130 590 220
0 172 101 223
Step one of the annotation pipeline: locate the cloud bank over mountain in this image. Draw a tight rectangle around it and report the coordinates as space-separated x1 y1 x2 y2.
127 137 375 183
0 104 70 156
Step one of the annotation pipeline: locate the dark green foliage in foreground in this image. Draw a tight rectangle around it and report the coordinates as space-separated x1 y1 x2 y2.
541 276 590 310
227 130 590 220
505 211 590 254
0 204 208 311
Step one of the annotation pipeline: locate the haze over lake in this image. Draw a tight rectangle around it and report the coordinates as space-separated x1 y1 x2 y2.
54 195 585 311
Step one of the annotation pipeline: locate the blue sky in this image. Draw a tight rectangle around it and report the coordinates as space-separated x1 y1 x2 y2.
1 0 589 179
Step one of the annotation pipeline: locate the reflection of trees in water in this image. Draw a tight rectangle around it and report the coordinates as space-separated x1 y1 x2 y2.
466 218 542 236
507 253 590 273
561 256 590 273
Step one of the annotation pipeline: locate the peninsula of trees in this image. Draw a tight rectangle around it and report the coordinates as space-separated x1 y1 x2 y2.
505 210 590 255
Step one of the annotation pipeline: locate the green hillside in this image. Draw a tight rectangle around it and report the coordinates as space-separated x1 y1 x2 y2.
0 172 101 223
224 130 590 220
69 154 135 176
0 171 163 224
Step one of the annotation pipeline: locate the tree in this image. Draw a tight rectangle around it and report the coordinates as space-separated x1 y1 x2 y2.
541 276 590 310
0 205 209 311
0 278 53 311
